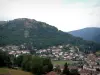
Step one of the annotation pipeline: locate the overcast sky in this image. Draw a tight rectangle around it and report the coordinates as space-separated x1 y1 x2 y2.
0 0 100 32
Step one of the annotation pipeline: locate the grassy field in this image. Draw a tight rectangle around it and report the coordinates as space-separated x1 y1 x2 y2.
0 68 8 74
52 60 78 66
96 51 100 55
0 68 33 75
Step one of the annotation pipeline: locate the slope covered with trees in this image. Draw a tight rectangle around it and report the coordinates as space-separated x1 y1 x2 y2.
69 27 100 43
0 18 100 51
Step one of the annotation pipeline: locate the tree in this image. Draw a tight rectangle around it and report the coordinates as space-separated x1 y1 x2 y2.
62 62 70 75
0 50 11 67
42 57 53 73
31 56 43 75
62 46 70 52
42 65 48 74
21 54 32 71
15 54 25 67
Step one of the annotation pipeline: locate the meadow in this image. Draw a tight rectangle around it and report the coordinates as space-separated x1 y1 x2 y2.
52 60 78 66
0 68 32 75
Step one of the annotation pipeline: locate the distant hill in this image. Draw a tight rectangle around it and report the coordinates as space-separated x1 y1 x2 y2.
69 27 100 43
0 18 100 51
0 21 6 25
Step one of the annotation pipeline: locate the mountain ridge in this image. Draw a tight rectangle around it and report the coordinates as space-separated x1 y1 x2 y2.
0 18 100 51
69 27 100 43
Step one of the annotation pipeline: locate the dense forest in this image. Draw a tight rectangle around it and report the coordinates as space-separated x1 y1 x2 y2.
0 18 100 51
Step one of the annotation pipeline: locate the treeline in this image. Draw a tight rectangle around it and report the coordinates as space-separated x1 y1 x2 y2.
0 50 12 67
0 50 80 75
16 54 80 75
16 54 53 75
0 50 53 75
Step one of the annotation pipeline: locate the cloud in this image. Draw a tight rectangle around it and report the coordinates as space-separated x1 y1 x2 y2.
0 0 100 31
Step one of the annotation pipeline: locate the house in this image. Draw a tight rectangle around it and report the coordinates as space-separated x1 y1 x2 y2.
86 53 97 66
79 68 100 75
58 45 63 49
68 66 78 70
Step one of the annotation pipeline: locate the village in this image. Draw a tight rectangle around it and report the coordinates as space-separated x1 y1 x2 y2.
0 45 100 75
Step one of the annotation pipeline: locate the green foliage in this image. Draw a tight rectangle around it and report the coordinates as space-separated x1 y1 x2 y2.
31 56 43 75
62 46 70 52
0 68 8 74
16 54 53 75
16 55 25 67
62 62 70 75
21 55 32 71
0 50 11 67
0 18 100 51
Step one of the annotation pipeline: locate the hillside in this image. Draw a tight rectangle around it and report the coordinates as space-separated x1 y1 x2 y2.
0 68 32 75
69 27 100 43
0 21 6 25
0 18 100 51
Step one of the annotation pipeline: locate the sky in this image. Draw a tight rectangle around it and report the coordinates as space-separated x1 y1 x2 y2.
0 0 100 32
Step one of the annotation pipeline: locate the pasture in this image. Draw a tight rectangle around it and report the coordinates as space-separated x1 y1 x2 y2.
0 68 32 75
52 60 78 66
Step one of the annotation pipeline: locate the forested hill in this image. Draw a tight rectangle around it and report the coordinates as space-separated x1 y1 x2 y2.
0 18 100 51
69 27 100 43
